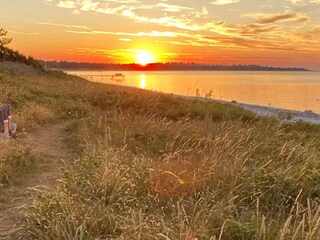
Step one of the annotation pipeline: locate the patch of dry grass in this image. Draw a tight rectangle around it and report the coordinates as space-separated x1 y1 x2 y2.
0 140 33 187
149 158 211 198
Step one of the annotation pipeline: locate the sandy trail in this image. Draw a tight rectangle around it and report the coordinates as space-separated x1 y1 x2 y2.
0 123 75 239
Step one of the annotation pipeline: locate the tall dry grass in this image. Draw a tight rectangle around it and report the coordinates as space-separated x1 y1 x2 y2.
1 66 320 239
27 109 320 239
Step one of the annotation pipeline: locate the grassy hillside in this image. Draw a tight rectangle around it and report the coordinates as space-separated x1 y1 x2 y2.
1 65 320 239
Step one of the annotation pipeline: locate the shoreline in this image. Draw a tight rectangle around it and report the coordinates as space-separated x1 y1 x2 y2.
70 71 320 125
174 94 320 125
67 69 320 125
82 78 320 125
234 102 320 125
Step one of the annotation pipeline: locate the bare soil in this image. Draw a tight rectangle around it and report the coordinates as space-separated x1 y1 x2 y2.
0 123 75 239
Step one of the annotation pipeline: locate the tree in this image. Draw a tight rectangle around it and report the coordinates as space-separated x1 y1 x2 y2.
0 28 12 61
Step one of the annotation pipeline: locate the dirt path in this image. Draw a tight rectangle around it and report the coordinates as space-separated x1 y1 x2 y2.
0 123 75 239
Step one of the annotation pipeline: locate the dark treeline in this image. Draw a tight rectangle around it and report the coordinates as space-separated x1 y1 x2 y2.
44 61 309 71
0 46 43 70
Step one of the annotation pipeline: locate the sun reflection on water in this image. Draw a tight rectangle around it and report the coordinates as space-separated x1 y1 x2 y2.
140 74 146 89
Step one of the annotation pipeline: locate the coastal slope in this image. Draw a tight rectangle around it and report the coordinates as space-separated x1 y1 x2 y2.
0 63 320 239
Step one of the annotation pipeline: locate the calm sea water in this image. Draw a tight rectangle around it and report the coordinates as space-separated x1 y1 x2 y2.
67 71 320 113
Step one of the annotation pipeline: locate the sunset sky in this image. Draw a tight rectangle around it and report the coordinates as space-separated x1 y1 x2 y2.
1 0 320 69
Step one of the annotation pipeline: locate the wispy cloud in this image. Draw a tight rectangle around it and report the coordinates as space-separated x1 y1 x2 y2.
80 0 100 11
119 38 132 41
65 30 179 38
57 0 76 9
155 3 193 12
35 21 90 30
210 0 240 5
8 30 41 35
287 0 320 4
46 0 209 32
243 11 309 24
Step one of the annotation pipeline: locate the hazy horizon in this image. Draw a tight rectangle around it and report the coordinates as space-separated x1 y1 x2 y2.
44 60 312 71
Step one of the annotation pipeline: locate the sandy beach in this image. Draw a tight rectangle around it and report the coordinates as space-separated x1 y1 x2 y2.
235 102 320 125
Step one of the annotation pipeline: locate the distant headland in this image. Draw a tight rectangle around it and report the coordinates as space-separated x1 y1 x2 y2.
44 61 309 72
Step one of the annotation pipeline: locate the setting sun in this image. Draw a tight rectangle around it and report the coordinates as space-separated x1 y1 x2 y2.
136 50 155 66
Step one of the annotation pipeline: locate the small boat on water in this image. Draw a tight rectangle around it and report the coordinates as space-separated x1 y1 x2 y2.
111 73 125 81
